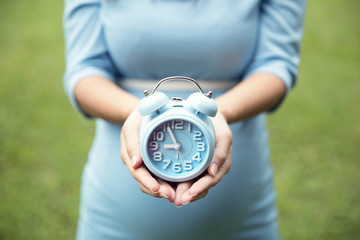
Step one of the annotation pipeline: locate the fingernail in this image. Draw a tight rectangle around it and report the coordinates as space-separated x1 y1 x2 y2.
175 204 182 208
211 163 218 177
131 156 137 168
190 192 198 197
160 193 169 199
181 192 191 205
181 201 190 205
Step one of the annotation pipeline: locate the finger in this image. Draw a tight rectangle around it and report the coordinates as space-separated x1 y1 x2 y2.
180 146 232 204
122 132 160 193
138 178 176 203
120 133 142 169
192 190 208 201
120 133 129 165
211 145 232 177
158 178 176 203
208 135 232 177
187 174 216 198
188 155 231 198
131 165 161 194
121 124 143 169
180 188 208 205
174 181 192 207
122 137 160 194
138 182 161 198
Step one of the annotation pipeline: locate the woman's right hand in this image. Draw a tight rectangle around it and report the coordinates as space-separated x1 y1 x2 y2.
120 107 176 203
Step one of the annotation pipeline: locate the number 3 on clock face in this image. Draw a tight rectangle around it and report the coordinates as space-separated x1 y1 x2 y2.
146 119 210 181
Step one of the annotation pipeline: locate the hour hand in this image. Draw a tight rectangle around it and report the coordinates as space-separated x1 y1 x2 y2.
164 143 181 151
164 143 181 160
164 144 177 149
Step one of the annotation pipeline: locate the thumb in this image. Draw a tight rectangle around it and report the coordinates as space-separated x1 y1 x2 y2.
120 110 144 169
131 153 143 169
121 128 143 170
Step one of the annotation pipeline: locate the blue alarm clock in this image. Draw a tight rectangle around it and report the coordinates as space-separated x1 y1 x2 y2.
139 76 217 182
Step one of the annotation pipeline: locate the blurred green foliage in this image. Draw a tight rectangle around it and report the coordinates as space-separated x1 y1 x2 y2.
0 0 359 239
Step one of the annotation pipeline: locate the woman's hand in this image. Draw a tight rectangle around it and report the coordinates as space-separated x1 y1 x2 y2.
120 107 176 203
121 107 232 207
174 111 233 207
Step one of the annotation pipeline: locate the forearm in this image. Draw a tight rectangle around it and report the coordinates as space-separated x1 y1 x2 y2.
215 73 286 124
74 76 139 124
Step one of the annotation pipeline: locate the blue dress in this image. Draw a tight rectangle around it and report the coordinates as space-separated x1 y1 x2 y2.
63 1 305 239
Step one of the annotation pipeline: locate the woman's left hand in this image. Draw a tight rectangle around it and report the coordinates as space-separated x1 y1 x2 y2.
121 107 177 203
174 111 233 207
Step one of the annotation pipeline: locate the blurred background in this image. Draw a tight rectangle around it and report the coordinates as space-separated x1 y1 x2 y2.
0 0 359 239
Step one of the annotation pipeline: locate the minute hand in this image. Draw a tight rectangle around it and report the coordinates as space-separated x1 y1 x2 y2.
167 127 178 144
167 127 182 162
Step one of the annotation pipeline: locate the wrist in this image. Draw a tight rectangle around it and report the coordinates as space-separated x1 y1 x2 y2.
118 98 140 122
75 76 140 123
215 98 243 124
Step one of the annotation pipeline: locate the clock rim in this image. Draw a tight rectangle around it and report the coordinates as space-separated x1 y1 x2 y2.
140 113 215 182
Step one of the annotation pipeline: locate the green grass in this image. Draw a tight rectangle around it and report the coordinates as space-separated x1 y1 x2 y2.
268 0 360 239
0 0 359 239
0 0 93 239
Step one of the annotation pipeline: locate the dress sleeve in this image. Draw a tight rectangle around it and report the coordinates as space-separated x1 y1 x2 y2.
63 0 117 117
244 0 306 111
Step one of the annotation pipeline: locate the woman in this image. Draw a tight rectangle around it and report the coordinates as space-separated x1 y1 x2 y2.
63 0 306 239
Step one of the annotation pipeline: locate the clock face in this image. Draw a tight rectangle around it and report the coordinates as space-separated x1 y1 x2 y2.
144 118 210 181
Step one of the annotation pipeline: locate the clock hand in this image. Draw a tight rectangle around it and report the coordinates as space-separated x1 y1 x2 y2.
164 144 177 149
167 126 180 160
174 143 181 160
177 148 184 167
167 126 178 145
164 143 182 160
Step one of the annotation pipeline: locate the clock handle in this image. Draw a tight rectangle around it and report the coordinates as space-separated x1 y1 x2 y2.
139 76 218 117
151 76 217 117
150 76 206 94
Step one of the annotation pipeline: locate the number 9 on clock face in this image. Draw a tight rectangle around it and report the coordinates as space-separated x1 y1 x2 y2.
144 119 212 182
